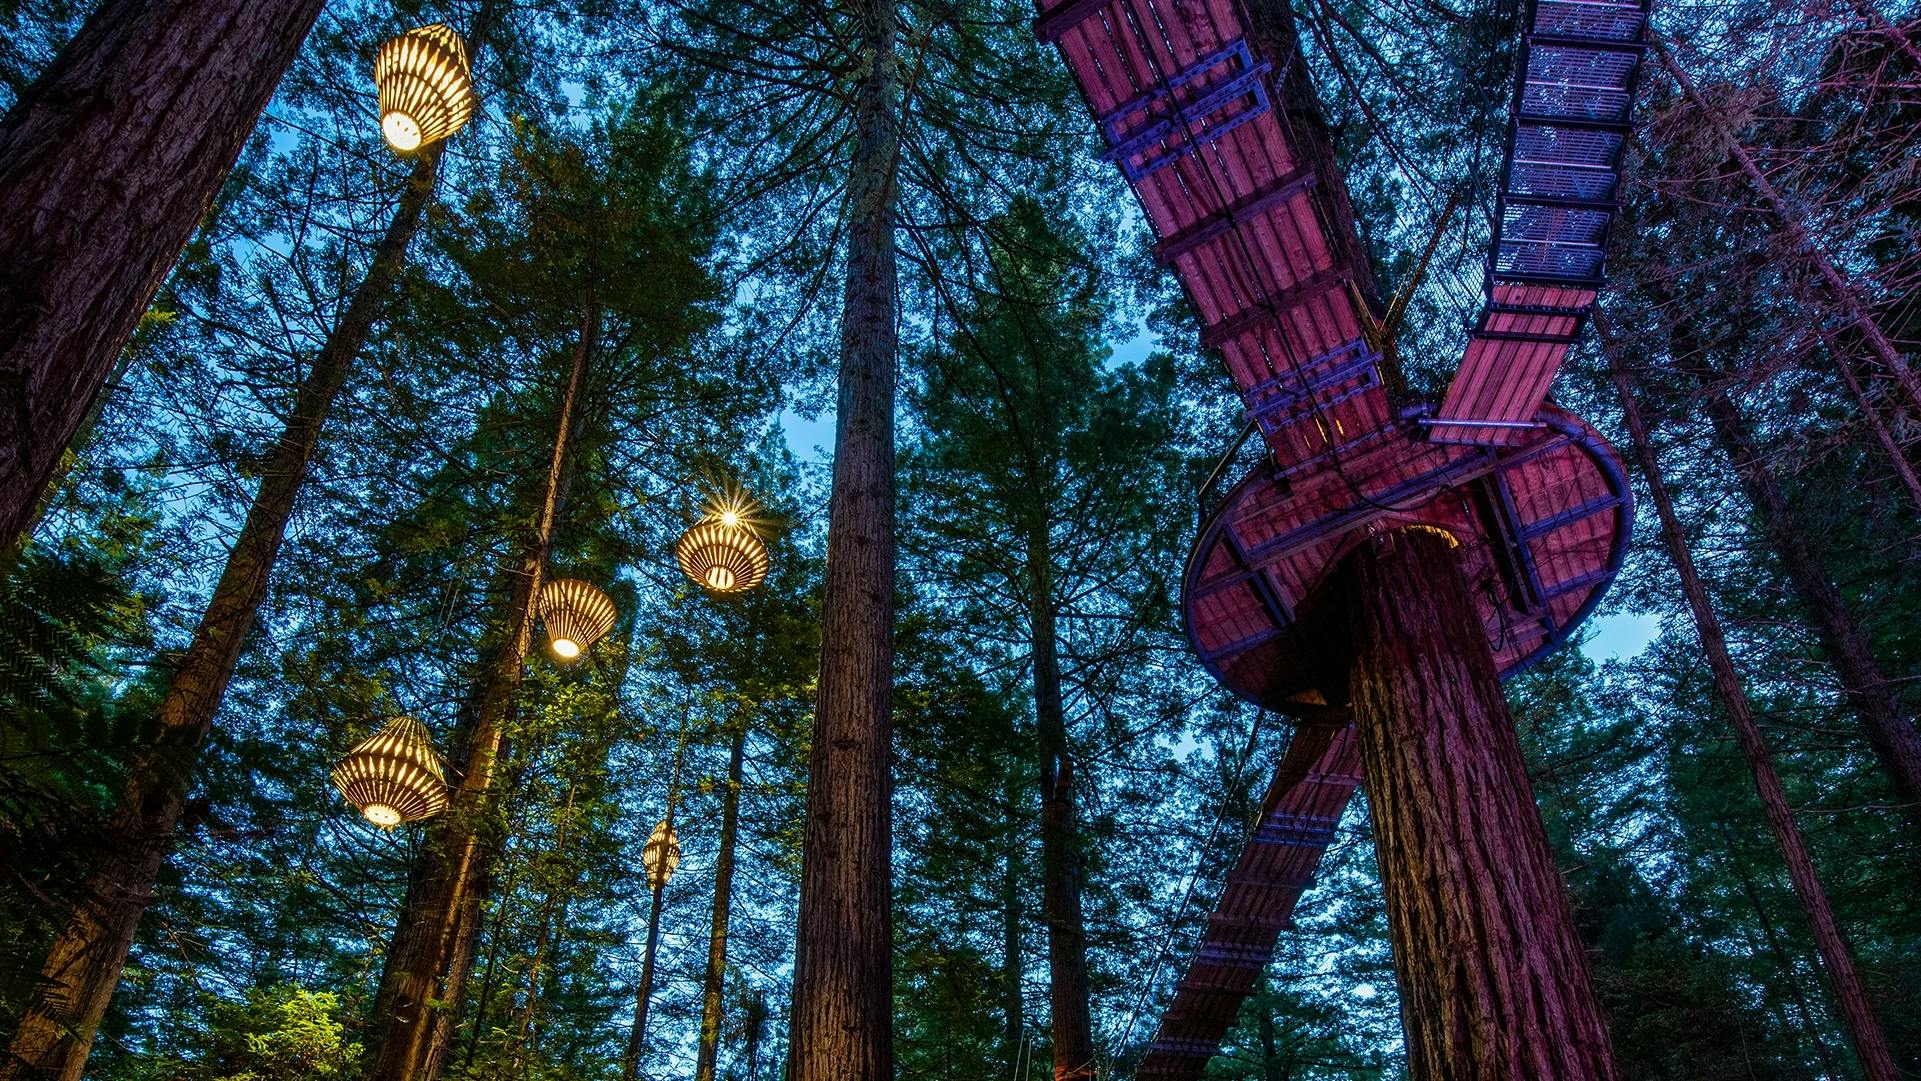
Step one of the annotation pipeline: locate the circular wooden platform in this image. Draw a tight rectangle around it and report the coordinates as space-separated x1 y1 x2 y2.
1182 404 1632 709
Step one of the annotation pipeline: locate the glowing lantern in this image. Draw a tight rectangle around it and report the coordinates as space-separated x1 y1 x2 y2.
537 578 618 662
373 24 476 153
643 819 682 889
331 716 448 828
674 509 768 593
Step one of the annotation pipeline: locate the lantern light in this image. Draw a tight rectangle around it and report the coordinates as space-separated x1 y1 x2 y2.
373 24 476 153
331 716 449 829
675 513 768 594
538 578 619 662
643 819 682 889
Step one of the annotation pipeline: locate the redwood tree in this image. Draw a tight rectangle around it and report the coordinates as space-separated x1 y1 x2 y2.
904 200 1188 1080
1601 315 1900 1081
0 0 325 542
1323 528 1619 1080
361 299 595 1081
0 152 444 1081
0 35 484 1078
1697 378 1921 835
786 0 900 1077
693 722 748 1081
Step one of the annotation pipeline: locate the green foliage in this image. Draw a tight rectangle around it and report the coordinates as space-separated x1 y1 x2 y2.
0 543 157 831
6 0 1921 1077
103 985 362 1081
207 985 363 1081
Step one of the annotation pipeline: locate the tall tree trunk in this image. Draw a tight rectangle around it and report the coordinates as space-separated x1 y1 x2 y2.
695 723 750 1081
459 846 521 1074
515 890 571 1072
1821 347 1921 514
1651 36 1921 416
514 782 578 1074
743 990 767 1081
1000 767 1025 1079
622 728 688 1081
363 302 597 1081
10 0 499 553
1323 527 1618 1080
787 0 899 1076
620 873 668 1078
1329 529 1613 1075
1815 322 1921 516
1027 532 1095 1081
12 345 138 548
1697 380 1921 832
0 0 326 542
1723 826 1845 1080
1601 317 1900 1081
0 146 449 1081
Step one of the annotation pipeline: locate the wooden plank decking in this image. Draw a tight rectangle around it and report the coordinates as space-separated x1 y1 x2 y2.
1033 0 1646 1072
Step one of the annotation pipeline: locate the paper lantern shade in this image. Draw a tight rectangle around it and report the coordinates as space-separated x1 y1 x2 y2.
674 517 768 593
331 716 448 828
643 819 682 889
373 24 475 152
538 578 618 661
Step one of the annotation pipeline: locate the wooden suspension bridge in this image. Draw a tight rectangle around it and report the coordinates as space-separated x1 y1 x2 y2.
1032 0 1649 1073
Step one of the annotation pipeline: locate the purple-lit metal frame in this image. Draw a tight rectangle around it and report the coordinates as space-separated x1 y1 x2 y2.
1487 0 1649 289
1099 38 1273 181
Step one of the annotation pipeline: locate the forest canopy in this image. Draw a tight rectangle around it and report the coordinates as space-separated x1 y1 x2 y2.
0 0 1916 1078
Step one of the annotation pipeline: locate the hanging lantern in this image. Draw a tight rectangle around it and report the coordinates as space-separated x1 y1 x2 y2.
331 716 449 829
373 24 476 153
538 577 618 662
642 819 682 889
674 508 768 593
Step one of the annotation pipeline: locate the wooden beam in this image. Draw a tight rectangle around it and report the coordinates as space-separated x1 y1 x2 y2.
1152 166 1317 265
1197 266 1346 348
1032 0 1110 43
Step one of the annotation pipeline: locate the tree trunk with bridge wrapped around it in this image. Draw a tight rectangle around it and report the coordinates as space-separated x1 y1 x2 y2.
1325 527 1619 1081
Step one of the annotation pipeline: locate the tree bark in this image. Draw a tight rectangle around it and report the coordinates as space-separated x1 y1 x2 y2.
0 0 326 542
1698 381 1921 833
13 345 138 547
786 0 899 1077
0 144 448 1081
694 724 750 1081
363 303 596 1081
1325 527 1618 1080
1601 318 1899 1081
1028 531 1095 1081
